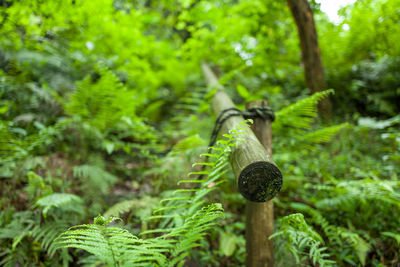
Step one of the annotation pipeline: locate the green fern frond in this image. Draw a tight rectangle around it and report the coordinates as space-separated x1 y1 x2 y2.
382 232 400 246
270 213 335 267
339 230 371 266
290 202 371 265
290 202 341 244
31 221 70 255
274 89 334 134
54 207 223 267
73 165 117 194
165 203 224 267
0 121 30 161
77 254 103 267
170 134 206 154
64 66 137 132
173 88 209 117
35 193 83 217
73 164 117 182
55 215 167 266
104 200 137 218
53 122 250 266
0 211 35 242
300 123 350 148
54 122 244 266
104 196 159 219
147 123 238 224
314 179 400 210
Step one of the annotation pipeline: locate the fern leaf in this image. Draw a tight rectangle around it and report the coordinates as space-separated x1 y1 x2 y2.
104 200 137 218
54 122 243 266
274 89 334 134
35 193 83 217
300 123 349 147
177 179 207 184
382 232 400 246
30 221 70 256
290 202 372 265
314 179 400 210
55 215 166 266
105 196 160 219
73 165 117 194
270 213 335 266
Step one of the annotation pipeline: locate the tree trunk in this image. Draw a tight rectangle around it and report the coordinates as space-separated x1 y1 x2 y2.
286 0 331 118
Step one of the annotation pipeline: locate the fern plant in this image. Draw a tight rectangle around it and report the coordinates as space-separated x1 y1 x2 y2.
73 164 118 195
53 123 247 266
273 89 348 150
64 65 136 133
35 193 84 218
290 202 371 266
270 213 335 267
0 188 84 266
274 89 335 133
271 90 400 265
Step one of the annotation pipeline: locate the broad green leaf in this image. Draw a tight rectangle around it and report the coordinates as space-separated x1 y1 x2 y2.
236 84 250 100
219 231 237 256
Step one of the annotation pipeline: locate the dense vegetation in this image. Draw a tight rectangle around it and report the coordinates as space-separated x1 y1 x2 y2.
0 0 399 266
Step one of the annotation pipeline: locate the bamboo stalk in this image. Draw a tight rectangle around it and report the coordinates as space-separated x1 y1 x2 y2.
201 62 282 202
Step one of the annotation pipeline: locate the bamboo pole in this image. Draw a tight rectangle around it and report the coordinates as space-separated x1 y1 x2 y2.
245 100 274 267
201 62 282 202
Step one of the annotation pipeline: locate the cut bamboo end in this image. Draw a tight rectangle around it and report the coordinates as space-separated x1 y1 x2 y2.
238 161 282 202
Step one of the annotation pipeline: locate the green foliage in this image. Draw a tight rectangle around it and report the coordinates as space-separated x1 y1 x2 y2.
1 0 399 265
0 193 82 266
300 123 349 148
271 213 334 266
35 193 83 217
273 90 348 152
290 203 372 265
30 221 71 256
73 165 117 195
54 123 247 266
57 216 157 266
274 120 400 265
319 0 400 117
274 89 334 133
104 196 159 225
219 231 237 257
64 67 137 132
314 178 400 211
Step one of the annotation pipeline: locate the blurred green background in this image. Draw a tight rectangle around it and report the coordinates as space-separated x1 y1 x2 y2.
0 0 399 266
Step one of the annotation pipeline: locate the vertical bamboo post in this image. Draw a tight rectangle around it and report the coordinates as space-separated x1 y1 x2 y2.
245 100 274 267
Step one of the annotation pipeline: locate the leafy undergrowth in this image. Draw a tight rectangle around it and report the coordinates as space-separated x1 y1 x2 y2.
1 0 400 266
